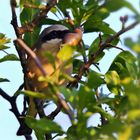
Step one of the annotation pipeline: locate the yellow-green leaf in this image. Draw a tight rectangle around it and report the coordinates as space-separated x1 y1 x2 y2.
57 44 75 61
105 71 120 85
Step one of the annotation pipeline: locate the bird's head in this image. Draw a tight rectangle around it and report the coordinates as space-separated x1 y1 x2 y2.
36 24 70 48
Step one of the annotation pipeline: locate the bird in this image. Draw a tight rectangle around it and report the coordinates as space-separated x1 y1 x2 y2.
17 24 83 136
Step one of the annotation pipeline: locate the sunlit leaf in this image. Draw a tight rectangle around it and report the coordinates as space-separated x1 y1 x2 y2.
0 33 10 45
105 71 120 86
108 51 137 80
25 117 63 134
20 90 46 99
118 126 132 140
57 44 75 61
105 71 122 94
128 109 140 121
0 45 10 50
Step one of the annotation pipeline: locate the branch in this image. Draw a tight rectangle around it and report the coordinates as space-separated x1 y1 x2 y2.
47 104 62 120
10 0 21 38
18 0 58 35
15 39 47 76
15 38 73 120
69 20 140 86
0 88 11 102
0 88 21 122
105 21 139 44
55 92 73 120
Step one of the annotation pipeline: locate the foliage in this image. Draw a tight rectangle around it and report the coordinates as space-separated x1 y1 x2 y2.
0 0 140 140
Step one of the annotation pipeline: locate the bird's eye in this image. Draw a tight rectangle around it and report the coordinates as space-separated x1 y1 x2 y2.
52 31 57 37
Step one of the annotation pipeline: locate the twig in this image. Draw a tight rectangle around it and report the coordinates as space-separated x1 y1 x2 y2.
0 88 21 123
15 38 73 120
18 0 58 35
106 44 124 52
24 3 46 10
10 0 21 38
0 88 11 102
55 92 73 120
69 20 140 87
105 21 139 44
47 104 62 120
15 39 47 76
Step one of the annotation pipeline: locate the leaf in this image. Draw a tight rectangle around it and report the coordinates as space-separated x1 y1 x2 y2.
20 90 46 99
39 18 61 26
78 85 96 111
89 34 118 58
0 78 10 82
20 1 41 47
0 54 19 63
108 51 137 80
0 45 10 50
125 35 140 53
105 71 120 86
105 71 121 94
24 27 41 47
118 126 132 140
105 0 139 15
128 109 140 121
0 33 11 45
98 119 123 135
87 70 104 89
84 15 115 34
73 59 84 73
57 44 75 61
25 117 63 134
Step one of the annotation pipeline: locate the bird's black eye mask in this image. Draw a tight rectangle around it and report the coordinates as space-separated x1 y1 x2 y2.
41 30 70 42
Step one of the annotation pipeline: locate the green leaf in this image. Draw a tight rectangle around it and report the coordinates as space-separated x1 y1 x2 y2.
105 71 122 94
39 18 61 26
98 119 123 135
87 70 104 89
73 59 84 73
59 86 74 103
128 109 140 121
105 0 139 15
20 1 41 47
25 117 63 134
20 90 46 99
105 71 120 86
0 45 10 50
0 33 10 45
109 51 137 79
0 78 10 82
89 34 118 56
0 54 19 63
125 35 140 53
78 85 96 111
24 27 41 47
84 15 115 34
57 44 75 61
